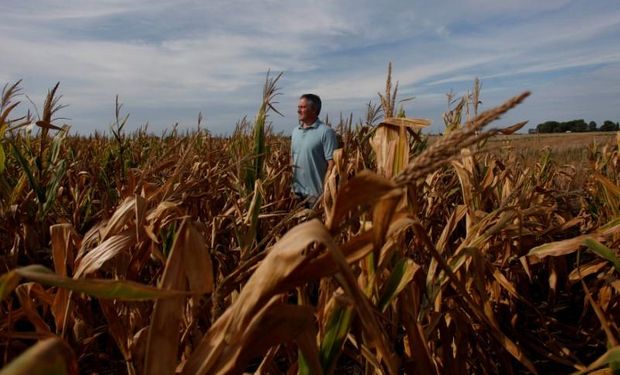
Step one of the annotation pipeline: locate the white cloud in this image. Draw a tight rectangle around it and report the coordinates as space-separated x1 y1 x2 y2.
3 0 170 20
1 0 619 134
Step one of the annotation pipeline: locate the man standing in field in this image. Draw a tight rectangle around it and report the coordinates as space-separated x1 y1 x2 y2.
291 93 338 208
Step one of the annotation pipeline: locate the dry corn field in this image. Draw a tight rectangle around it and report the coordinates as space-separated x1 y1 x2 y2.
1 70 619 375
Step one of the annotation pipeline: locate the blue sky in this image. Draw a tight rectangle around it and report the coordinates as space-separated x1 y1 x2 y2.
2 0 619 135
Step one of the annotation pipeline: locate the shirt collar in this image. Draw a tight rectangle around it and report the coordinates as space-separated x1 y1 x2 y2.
298 119 322 130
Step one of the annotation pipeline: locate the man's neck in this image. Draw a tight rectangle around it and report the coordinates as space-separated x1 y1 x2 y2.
301 118 319 128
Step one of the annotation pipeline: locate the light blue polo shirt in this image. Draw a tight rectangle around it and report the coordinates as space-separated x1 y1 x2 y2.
291 119 338 199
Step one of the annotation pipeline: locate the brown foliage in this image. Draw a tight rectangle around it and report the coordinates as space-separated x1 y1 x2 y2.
1 75 619 375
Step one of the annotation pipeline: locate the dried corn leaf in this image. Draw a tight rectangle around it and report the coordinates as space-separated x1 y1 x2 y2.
569 261 610 283
400 287 438 374
528 217 620 259
370 118 416 179
294 230 374 281
182 222 214 294
0 337 77 375
372 188 403 258
380 117 431 129
50 224 77 277
35 120 62 130
15 283 52 334
101 196 137 240
144 218 213 375
326 170 398 231
229 301 317 374
184 219 337 374
184 297 317 375
582 280 619 347
144 219 190 375
74 229 135 278
451 158 477 231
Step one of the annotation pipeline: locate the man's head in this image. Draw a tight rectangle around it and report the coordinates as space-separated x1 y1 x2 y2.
298 93 321 126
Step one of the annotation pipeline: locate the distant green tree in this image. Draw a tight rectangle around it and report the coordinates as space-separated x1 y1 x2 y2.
536 119 605 133
577 121 588 132
600 120 619 132
553 122 565 133
566 119 587 132
588 121 597 131
537 121 559 133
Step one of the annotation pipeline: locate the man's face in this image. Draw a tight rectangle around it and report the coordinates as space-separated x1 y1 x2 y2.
297 98 317 125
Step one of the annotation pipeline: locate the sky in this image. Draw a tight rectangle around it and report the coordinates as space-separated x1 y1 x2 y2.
2 0 619 135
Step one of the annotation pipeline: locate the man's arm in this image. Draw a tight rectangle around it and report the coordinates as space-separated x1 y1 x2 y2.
327 159 335 174
323 127 339 174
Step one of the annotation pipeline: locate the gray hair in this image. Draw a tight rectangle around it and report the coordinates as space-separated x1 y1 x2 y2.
300 93 322 115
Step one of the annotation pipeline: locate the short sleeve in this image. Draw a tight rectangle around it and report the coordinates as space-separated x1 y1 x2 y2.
322 127 339 161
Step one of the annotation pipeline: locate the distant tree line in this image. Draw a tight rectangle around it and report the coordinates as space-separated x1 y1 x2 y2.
535 119 620 133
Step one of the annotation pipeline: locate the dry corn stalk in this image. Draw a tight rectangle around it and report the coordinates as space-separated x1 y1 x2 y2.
371 63 430 179
370 117 430 178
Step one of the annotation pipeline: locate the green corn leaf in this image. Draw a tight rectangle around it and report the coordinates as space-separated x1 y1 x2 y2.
0 269 20 302
0 142 5 174
573 345 620 375
251 111 266 188
10 141 46 204
319 303 354 374
378 257 420 312
42 159 67 217
600 216 620 232
242 182 262 259
583 238 620 273
48 126 67 164
3 265 190 301
298 352 311 375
